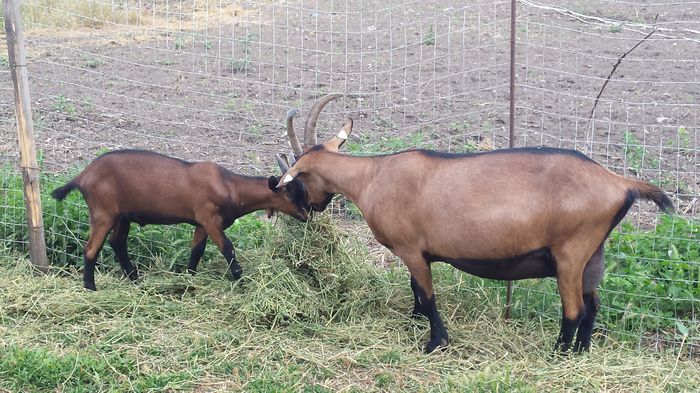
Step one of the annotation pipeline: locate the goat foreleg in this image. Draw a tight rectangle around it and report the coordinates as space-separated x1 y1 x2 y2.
402 252 448 353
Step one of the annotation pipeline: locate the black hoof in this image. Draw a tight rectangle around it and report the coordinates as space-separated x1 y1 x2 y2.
425 336 449 354
83 282 97 291
425 328 449 354
228 269 243 281
553 341 572 354
572 340 590 353
126 270 139 281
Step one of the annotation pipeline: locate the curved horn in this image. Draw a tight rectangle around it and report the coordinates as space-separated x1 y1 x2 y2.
274 153 290 173
304 93 343 148
285 109 303 158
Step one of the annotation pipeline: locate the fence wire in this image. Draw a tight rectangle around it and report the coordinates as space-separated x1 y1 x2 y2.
0 0 697 355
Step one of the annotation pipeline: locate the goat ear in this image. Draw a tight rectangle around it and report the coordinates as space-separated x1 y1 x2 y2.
268 176 280 192
323 117 353 152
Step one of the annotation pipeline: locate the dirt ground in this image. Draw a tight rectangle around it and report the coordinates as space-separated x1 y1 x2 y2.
0 0 697 215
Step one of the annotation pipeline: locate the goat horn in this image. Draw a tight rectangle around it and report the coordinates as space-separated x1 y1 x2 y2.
304 93 343 148
274 153 290 173
285 109 303 158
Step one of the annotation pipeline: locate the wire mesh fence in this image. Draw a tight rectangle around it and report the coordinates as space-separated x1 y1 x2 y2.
1 0 697 355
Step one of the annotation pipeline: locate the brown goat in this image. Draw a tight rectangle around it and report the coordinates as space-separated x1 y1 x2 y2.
276 95 673 353
51 149 310 291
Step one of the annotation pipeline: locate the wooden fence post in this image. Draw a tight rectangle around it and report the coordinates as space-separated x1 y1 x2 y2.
3 0 49 272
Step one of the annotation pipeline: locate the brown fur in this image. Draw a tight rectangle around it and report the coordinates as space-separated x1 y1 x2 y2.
52 150 310 290
279 127 673 353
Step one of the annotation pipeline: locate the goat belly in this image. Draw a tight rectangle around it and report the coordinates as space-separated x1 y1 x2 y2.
423 248 557 280
125 212 198 226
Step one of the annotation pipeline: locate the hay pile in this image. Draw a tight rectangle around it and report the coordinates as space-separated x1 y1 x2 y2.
228 215 400 326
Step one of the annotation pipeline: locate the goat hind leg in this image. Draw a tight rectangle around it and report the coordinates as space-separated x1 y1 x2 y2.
83 217 113 291
186 226 208 274
574 245 604 352
552 249 588 352
109 218 138 281
573 290 600 352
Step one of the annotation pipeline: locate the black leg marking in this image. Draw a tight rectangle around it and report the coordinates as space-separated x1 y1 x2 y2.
412 281 448 353
410 276 427 318
573 291 600 353
109 219 138 281
221 237 242 280
83 255 97 291
555 310 585 353
187 237 207 274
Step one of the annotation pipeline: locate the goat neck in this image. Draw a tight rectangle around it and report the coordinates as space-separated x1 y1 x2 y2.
308 152 377 204
228 176 277 215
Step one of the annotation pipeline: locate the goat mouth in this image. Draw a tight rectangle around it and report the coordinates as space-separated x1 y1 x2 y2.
296 208 311 222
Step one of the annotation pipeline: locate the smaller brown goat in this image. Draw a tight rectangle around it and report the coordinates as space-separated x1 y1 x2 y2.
51 150 310 290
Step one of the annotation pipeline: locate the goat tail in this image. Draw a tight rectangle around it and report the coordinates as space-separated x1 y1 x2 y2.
51 180 78 201
629 180 674 214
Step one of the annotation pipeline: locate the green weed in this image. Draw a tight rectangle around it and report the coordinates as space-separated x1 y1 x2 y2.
84 57 104 69
53 95 77 120
228 32 258 73
175 37 187 50
677 126 690 148
247 123 263 136
422 25 436 46
623 131 659 173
